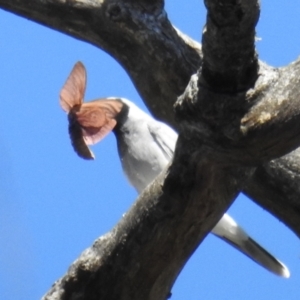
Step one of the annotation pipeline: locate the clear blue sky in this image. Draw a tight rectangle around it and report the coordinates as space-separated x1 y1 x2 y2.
0 1 300 299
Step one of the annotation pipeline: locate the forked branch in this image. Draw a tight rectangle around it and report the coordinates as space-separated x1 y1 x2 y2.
1 1 300 300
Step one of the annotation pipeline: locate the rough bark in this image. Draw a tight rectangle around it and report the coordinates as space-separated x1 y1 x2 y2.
44 143 252 300
202 0 259 91
245 148 300 239
1 0 300 299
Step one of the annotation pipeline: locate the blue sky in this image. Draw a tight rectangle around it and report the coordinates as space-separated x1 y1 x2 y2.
0 1 300 299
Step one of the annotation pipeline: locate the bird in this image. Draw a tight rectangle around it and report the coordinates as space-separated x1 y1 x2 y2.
59 61 290 278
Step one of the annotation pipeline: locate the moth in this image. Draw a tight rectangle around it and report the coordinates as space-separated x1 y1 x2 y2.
59 62 122 159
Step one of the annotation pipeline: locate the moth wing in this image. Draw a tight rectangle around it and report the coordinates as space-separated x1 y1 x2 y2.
76 103 117 145
60 62 86 112
68 119 95 160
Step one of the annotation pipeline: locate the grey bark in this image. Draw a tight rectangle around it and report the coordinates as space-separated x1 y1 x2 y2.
245 149 300 238
0 0 300 299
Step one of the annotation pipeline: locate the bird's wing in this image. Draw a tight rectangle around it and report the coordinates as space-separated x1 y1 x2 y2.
147 120 178 161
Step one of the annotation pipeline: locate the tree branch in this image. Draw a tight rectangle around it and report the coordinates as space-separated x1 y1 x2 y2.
43 138 252 300
1 0 300 298
202 0 259 91
240 57 300 237
0 0 202 127
176 59 300 165
245 148 300 239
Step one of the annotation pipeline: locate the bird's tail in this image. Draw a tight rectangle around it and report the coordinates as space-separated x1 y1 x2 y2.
212 214 290 278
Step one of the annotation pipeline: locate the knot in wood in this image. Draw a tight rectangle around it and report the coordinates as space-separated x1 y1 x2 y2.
106 3 124 21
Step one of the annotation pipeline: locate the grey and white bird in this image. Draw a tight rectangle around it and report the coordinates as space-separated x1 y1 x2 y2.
60 62 290 278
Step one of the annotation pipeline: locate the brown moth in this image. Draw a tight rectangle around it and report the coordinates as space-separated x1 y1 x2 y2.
60 62 122 159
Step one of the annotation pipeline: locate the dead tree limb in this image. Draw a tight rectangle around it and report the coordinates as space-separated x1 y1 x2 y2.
1 0 300 299
43 141 252 300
